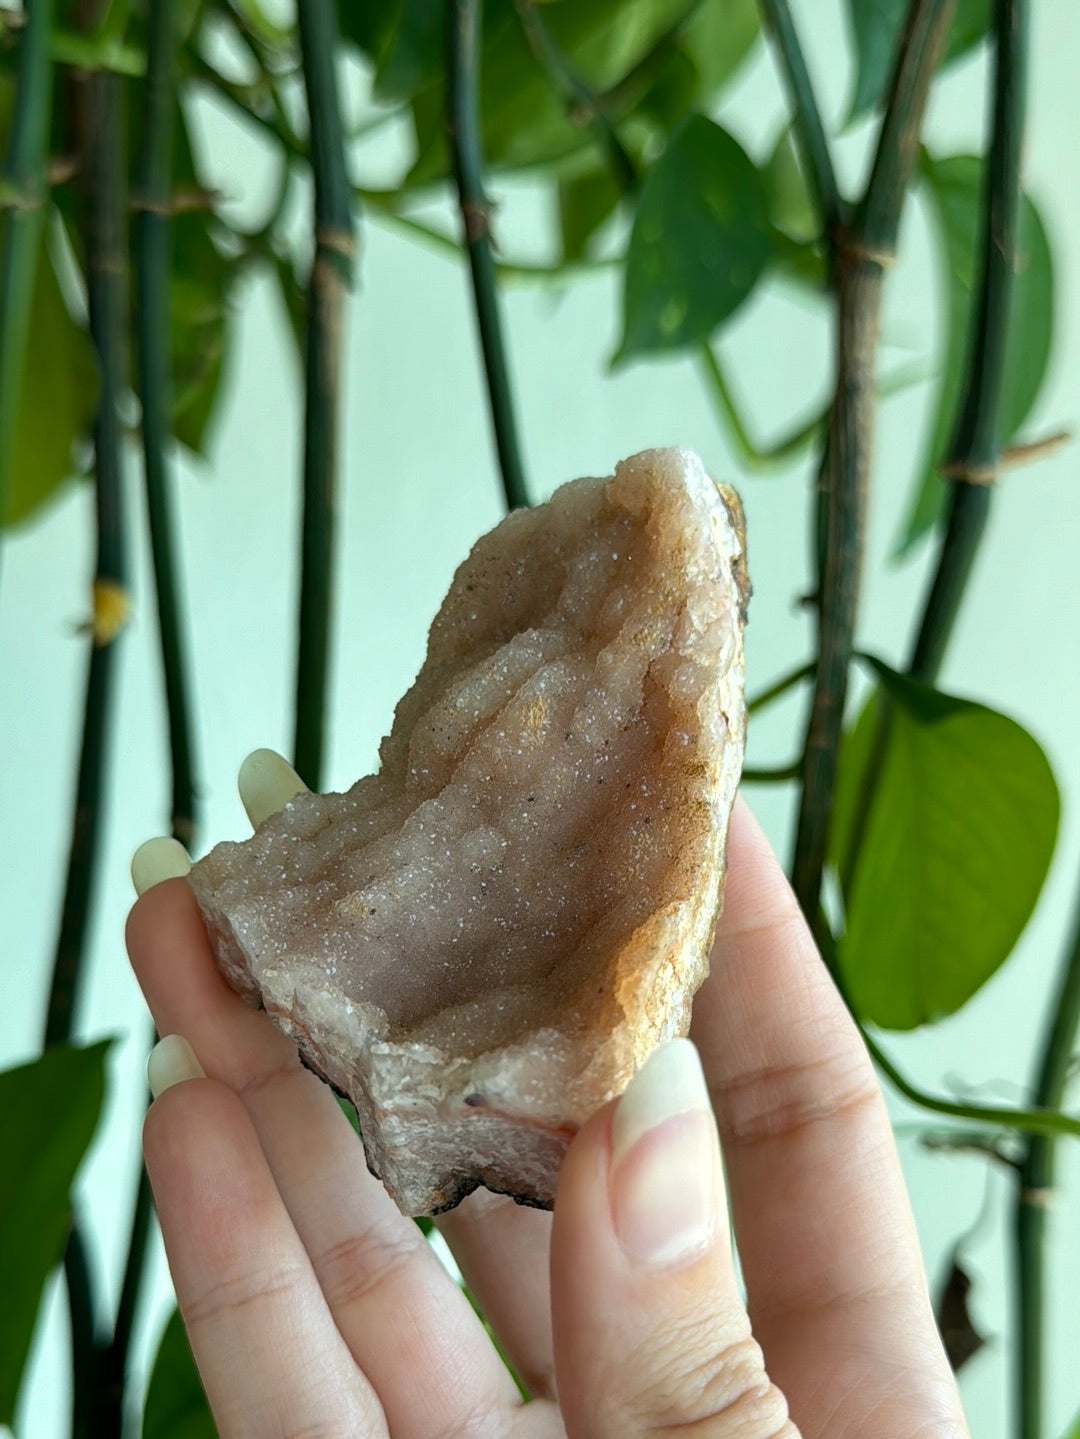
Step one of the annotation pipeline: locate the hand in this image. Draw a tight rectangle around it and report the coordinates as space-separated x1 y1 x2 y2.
128 776 969 1439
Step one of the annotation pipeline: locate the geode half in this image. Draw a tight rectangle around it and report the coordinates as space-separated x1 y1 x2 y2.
189 447 748 1215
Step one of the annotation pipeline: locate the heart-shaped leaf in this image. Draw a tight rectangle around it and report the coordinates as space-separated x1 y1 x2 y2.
830 659 1059 1030
893 154 1054 559
0 1041 111 1424
616 115 771 362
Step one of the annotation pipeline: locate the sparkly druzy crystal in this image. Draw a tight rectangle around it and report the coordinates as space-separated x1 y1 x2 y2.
190 448 749 1214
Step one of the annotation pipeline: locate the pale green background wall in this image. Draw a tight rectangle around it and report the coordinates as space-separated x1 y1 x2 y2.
2 4 1079 1436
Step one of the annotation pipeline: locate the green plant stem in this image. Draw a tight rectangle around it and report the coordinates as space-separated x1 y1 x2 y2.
1015 872 1080 1439
756 0 843 238
910 0 1027 684
790 0 956 934
816 925 1080 1143
98 1 196 1416
135 0 196 847
356 196 618 283
63 1223 103 1439
863 1030 1080 1142
0 0 55 567
448 0 530 511
699 345 824 471
747 659 816 714
44 60 128 1439
742 762 802 783
292 0 355 789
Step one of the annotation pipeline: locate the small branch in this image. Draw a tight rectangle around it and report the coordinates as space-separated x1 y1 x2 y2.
516 0 639 193
1015 866 1080 1439
747 658 816 714
790 0 956 932
0 0 55 574
863 1029 1080 1143
998 427 1071 470
742 762 802 783
292 0 356 789
859 0 959 259
356 195 618 283
757 0 843 239
699 344 825 471
448 0 530 511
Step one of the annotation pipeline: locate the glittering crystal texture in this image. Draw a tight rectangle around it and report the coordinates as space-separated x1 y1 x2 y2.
190 448 748 1215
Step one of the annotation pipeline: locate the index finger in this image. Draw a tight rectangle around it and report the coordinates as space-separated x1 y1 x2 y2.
691 798 966 1438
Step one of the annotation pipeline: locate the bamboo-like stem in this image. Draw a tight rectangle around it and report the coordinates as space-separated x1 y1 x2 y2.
789 0 956 931
44 65 127 1044
447 0 530 512
292 0 356 789
756 0 843 238
99 0 195 1413
910 0 1026 683
44 61 128 1439
1015 872 1080 1439
0 0 55 566
135 0 196 847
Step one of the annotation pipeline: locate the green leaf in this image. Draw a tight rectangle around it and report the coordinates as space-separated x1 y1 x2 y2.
763 124 817 244
616 115 771 362
893 154 1054 558
558 166 624 260
629 0 760 132
409 0 709 181
143 1308 217 1439
2 226 98 529
830 659 1059 1030
845 0 990 123
167 109 232 453
1059 1411 1080 1439
0 1041 111 1423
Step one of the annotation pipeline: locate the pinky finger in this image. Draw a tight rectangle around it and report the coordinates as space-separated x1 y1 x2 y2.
144 1043 386 1439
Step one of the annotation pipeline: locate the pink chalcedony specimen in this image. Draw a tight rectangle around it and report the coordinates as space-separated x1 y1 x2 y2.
189 448 749 1215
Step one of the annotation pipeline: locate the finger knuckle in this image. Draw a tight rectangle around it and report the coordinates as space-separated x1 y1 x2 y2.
712 1047 880 1149
623 1324 793 1437
312 1223 426 1314
183 1259 308 1328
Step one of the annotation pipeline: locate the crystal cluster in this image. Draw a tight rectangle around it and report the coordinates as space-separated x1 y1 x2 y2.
190 448 749 1214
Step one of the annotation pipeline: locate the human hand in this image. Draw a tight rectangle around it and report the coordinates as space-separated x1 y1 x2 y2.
128 765 969 1439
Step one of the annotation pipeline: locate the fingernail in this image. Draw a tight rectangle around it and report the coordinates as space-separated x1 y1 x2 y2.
131 837 191 896
148 1035 205 1098
610 1038 718 1270
238 748 308 830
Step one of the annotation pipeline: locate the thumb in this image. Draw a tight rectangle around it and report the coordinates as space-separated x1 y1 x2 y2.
550 1038 797 1439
